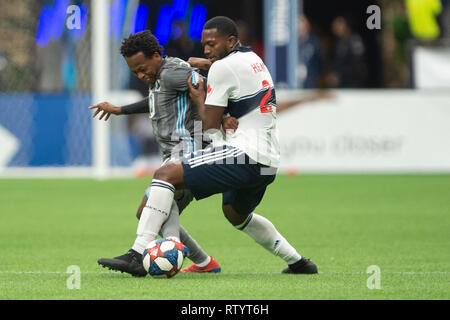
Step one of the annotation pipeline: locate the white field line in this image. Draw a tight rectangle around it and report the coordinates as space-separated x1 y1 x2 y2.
0 271 448 275
0 271 110 275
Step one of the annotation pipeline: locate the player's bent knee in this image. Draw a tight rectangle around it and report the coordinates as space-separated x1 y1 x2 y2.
222 204 246 226
153 161 186 189
153 166 171 182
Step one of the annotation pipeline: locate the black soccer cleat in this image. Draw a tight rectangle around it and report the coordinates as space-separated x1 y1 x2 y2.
282 257 318 274
98 249 147 277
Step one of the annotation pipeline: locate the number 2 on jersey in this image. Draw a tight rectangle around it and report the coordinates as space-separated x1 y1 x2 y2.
260 80 273 114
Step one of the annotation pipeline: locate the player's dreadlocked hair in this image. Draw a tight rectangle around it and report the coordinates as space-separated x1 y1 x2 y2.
203 16 238 38
120 30 164 58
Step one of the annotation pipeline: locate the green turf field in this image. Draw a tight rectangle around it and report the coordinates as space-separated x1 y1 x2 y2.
0 175 449 300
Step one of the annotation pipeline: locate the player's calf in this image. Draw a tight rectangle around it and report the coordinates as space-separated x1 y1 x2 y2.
136 196 147 219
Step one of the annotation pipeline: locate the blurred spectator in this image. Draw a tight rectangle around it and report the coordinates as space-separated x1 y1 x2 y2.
326 16 368 88
0 51 7 90
441 0 450 37
164 21 204 62
405 0 442 40
236 20 264 59
297 15 323 89
381 0 412 88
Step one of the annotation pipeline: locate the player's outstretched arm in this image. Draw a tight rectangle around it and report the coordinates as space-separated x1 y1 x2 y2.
89 97 150 121
89 102 122 121
187 57 212 70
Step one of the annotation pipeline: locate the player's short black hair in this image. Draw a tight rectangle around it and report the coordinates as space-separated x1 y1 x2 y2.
120 30 163 58
203 16 238 38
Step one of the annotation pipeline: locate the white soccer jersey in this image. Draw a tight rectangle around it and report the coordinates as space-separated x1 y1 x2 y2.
205 47 280 167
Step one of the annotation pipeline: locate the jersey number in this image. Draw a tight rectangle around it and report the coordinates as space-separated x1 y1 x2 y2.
260 80 273 114
149 91 155 118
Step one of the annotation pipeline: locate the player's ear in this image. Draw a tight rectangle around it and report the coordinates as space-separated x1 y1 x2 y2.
227 35 238 50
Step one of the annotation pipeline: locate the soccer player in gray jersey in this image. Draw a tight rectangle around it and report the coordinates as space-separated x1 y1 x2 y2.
90 31 236 276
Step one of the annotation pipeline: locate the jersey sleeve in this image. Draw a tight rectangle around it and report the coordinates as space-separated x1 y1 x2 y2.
161 67 192 92
205 61 238 107
120 97 149 114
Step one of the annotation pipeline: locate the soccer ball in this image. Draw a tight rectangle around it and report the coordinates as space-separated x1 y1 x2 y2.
142 238 189 278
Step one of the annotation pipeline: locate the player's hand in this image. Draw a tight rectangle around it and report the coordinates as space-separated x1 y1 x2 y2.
187 75 206 106
222 116 239 135
88 102 121 121
187 57 212 70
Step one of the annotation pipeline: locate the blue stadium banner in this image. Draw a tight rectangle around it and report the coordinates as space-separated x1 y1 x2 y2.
264 0 301 89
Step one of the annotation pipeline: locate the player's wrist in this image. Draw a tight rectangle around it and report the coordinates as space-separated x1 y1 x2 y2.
192 93 205 107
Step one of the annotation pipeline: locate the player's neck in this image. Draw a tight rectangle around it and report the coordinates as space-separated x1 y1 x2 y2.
231 40 242 51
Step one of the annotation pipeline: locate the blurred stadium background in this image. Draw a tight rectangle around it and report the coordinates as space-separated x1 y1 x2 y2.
0 0 449 177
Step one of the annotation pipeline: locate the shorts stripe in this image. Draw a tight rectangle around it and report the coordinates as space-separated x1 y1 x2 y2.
188 147 241 166
190 149 245 168
187 147 233 165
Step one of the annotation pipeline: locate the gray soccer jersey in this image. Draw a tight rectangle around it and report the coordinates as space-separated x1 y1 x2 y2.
149 57 201 161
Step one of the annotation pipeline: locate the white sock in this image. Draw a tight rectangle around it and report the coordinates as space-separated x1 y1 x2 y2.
132 179 175 254
195 256 211 267
237 213 302 265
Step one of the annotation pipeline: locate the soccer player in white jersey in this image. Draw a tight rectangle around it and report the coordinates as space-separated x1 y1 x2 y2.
110 16 318 274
